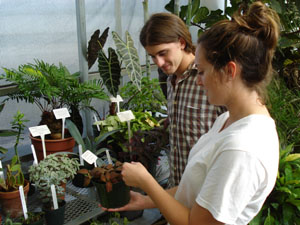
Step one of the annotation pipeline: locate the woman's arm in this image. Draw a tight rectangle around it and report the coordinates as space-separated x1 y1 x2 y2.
122 162 223 225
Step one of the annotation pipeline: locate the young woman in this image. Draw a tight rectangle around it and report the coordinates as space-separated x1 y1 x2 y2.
105 2 280 225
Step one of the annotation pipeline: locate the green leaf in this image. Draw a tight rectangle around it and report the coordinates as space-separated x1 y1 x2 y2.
191 0 200 16
94 128 121 145
98 47 121 97
285 153 300 162
270 0 282 14
282 203 296 224
0 130 18 137
66 119 86 151
112 31 142 91
193 7 209 23
264 209 275 225
0 146 7 154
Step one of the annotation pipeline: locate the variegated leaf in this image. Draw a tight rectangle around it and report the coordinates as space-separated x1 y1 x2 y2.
112 31 142 90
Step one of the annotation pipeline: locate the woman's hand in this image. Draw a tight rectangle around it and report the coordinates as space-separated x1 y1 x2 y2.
121 162 152 189
101 190 154 212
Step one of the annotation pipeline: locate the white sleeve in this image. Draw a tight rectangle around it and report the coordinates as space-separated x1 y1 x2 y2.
196 150 266 224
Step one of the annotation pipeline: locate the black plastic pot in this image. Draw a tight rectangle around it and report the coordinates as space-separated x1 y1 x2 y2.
92 179 130 208
72 166 93 188
43 200 66 225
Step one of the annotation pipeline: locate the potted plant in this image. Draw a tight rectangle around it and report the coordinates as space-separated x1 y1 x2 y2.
90 161 130 209
21 211 45 225
28 153 80 225
66 118 121 187
0 60 108 159
0 111 29 218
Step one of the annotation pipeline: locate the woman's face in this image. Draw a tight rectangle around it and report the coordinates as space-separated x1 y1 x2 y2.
195 44 226 105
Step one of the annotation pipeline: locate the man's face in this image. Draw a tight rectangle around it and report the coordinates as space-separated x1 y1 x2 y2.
145 41 184 75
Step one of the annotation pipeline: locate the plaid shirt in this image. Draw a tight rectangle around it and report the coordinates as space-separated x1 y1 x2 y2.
167 63 223 187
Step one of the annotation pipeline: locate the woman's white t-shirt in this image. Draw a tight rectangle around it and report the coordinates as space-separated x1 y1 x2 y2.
175 112 279 225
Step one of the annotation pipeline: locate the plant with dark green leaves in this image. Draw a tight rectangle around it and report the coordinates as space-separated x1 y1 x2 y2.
1 60 108 135
66 118 120 161
120 76 167 114
249 144 300 225
0 110 28 192
0 155 24 192
267 75 300 152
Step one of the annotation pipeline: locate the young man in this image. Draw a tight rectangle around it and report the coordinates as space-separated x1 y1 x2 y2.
140 13 224 187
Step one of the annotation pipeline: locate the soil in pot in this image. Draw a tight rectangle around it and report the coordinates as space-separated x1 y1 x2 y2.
43 200 66 225
0 180 30 218
91 162 130 209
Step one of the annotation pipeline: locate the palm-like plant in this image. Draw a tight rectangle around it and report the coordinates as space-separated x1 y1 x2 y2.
1 60 108 135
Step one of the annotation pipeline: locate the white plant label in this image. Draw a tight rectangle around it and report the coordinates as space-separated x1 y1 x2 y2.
31 144 38 166
53 108 70 139
0 161 4 180
19 185 28 220
29 125 51 137
110 95 123 113
106 150 113 165
117 110 135 122
78 144 84 166
93 114 100 131
50 184 58 210
81 150 98 165
29 125 51 160
53 108 70 119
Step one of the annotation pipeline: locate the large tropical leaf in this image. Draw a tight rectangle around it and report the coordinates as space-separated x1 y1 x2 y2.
87 27 109 69
112 31 142 91
98 47 121 97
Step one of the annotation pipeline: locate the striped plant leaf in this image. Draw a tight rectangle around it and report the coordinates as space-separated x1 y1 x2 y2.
112 31 142 90
98 47 121 97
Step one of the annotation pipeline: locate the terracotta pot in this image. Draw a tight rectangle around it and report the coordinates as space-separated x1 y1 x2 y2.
30 135 75 161
0 180 30 218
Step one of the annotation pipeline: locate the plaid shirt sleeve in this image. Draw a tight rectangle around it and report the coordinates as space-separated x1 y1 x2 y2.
167 64 225 187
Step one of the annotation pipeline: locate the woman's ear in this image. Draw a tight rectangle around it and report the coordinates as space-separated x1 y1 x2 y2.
226 61 237 81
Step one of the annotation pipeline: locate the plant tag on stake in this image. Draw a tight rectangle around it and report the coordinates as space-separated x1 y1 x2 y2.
0 161 4 180
19 185 28 220
110 95 123 113
117 110 135 153
29 125 51 160
81 150 98 166
50 184 58 210
53 108 70 139
78 144 84 166
31 144 38 166
93 114 100 131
